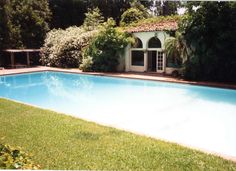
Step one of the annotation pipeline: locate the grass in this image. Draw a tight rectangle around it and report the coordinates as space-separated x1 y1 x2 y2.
0 98 236 170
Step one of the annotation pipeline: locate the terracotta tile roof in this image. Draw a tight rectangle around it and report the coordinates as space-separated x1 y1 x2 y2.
126 20 178 33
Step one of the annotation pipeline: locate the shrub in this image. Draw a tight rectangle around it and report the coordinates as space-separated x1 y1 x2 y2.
40 27 97 68
0 144 39 169
79 56 93 72
82 18 132 72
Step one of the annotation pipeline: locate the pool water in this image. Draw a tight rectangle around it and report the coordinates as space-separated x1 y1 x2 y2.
1 71 236 157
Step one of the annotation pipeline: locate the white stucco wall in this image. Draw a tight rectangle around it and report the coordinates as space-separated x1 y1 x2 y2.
124 44 131 72
120 31 170 72
133 31 167 49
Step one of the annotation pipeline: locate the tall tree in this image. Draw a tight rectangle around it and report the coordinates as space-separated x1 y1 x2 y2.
0 0 6 50
48 0 151 28
49 0 87 29
84 0 131 24
83 7 104 31
0 0 51 49
151 1 180 16
130 0 150 18
120 0 150 26
182 2 236 83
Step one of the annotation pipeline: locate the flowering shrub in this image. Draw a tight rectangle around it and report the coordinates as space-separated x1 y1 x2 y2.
82 19 133 72
40 27 97 68
80 56 93 72
0 144 40 169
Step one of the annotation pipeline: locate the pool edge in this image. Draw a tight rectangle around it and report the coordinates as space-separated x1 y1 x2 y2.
1 67 236 90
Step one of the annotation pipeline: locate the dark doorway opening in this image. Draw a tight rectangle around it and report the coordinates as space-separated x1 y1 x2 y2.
148 51 157 72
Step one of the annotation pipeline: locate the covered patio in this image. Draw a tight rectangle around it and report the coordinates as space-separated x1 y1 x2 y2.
2 49 41 68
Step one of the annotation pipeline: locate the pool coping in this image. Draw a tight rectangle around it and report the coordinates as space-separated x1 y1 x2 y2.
1 66 236 90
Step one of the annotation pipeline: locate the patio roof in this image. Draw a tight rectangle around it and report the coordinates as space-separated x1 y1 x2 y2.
2 49 41 68
3 49 41 53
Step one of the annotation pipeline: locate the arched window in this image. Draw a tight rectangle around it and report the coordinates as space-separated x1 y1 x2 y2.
132 38 143 48
148 37 161 48
131 38 144 66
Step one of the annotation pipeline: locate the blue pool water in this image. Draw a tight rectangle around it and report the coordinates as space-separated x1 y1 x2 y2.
0 71 236 157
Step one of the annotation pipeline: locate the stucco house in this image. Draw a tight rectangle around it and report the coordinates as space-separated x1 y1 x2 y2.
119 20 179 75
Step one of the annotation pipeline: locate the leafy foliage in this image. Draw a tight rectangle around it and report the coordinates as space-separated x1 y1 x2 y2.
0 0 51 49
82 19 132 72
181 2 236 83
152 1 180 16
120 8 146 26
49 0 87 29
83 7 104 31
49 0 132 28
165 32 188 67
40 27 97 68
0 1 4 44
120 0 150 26
79 56 93 72
48 0 179 29
130 0 150 18
0 144 39 169
85 0 151 24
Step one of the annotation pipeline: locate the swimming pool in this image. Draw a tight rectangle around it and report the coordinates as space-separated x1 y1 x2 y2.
0 71 236 157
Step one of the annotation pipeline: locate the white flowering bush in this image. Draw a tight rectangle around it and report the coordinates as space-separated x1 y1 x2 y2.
40 27 97 68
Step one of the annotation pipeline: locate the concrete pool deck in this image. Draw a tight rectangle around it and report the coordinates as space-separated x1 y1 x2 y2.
1 66 236 162
0 66 236 90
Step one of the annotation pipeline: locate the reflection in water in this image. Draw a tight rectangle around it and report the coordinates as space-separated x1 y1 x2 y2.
0 71 236 157
41 73 95 103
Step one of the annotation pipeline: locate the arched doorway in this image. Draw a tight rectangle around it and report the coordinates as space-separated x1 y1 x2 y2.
147 37 164 73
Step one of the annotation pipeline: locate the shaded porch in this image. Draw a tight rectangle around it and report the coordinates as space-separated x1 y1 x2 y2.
1 49 41 68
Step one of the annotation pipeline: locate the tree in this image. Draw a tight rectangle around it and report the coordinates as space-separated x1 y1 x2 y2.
182 2 236 83
0 0 22 49
0 0 51 49
130 0 150 18
0 1 5 50
49 0 87 29
48 0 151 28
151 1 180 16
83 7 104 31
120 8 146 26
85 0 131 24
120 0 150 26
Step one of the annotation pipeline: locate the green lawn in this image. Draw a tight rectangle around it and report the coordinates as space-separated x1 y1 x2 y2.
0 98 235 170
